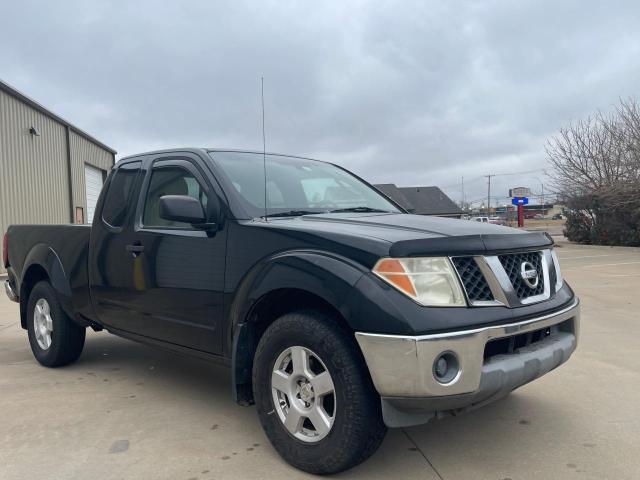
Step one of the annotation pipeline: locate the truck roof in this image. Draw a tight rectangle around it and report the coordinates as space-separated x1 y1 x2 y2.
117 148 322 164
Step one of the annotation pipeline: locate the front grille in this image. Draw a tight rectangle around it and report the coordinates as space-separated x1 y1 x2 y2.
451 257 494 302
498 251 545 299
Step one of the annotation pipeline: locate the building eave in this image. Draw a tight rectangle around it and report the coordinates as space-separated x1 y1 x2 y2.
0 78 117 155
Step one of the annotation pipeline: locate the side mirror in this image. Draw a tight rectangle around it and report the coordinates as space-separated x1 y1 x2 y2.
158 195 206 225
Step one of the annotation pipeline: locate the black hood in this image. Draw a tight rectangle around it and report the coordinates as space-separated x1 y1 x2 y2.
263 213 553 256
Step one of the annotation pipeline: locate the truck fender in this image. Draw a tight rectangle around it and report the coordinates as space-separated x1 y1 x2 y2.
229 249 368 405
19 244 74 328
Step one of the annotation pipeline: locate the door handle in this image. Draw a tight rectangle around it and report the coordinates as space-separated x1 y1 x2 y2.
126 243 145 257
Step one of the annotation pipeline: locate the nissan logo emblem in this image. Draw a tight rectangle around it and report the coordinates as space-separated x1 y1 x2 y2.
520 261 539 289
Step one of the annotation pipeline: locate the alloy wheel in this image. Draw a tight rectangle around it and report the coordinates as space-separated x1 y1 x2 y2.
271 346 336 442
33 298 53 350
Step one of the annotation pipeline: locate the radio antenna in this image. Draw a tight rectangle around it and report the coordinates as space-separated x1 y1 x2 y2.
261 76 268 221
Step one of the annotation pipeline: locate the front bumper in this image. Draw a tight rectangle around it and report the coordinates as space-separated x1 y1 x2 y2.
355 298 580 427
4 279 18 303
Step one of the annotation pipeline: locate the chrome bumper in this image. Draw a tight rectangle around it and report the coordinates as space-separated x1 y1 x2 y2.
355 299 580 427
4 279 19 302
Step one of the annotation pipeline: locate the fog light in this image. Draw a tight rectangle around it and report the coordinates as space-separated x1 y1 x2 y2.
435 356 448 377
433 352 459 384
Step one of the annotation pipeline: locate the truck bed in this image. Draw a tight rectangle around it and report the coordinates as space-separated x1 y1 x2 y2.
7 224 93 321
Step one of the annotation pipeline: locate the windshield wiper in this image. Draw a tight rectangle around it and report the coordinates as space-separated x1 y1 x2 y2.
262 210 319 218
329 206 392 213
262 206 392 218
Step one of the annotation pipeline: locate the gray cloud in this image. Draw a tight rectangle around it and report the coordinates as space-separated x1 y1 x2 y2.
2 0 639 206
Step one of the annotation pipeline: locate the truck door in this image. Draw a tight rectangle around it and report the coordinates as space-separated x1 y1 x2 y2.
123 155 226 354
89 160 144 331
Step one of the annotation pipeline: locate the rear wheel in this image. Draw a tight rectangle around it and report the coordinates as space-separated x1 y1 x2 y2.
27 281 85 367
253 310 387 474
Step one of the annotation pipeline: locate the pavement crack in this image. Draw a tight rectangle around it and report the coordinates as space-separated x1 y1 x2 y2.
402 428 445 480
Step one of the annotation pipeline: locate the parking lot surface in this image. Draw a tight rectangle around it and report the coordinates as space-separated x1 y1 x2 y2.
1 241 639 480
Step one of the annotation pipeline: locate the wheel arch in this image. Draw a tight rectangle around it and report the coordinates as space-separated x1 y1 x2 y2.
229 250 367 405
19 244 73 329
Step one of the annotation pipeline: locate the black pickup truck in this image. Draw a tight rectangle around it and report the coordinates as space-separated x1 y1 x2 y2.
3 148 580 474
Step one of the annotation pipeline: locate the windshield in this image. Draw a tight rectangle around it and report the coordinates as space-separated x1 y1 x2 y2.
209 151 402 218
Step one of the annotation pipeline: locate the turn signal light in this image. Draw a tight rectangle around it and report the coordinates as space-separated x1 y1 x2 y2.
373 259 417 297
372 257 466 307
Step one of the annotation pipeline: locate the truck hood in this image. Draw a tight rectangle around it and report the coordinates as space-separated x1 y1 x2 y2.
264 213 553 257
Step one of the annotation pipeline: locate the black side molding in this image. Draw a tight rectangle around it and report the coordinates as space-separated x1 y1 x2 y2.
389 232 554 257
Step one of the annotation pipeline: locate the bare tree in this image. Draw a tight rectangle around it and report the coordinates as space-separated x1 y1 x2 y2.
546 98 640 245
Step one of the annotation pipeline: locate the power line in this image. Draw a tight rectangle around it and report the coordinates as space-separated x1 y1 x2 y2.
436 168 551 208
438 175 486 190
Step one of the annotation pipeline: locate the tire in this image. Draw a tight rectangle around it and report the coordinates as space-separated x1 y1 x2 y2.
253 310 387 475
27 281 86 367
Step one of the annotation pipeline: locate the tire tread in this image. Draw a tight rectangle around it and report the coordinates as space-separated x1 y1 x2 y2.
27 281 85 367
253 310 386 474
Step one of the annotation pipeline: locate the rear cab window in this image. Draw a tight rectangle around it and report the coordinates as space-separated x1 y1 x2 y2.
101 161 141 227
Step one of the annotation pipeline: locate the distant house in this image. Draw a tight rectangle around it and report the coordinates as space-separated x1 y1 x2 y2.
374 183 463 218
373 184 416 211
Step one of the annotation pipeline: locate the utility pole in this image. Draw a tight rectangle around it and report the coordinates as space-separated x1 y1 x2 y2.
461 176 465 209
485 174 492 216
533 178 545 215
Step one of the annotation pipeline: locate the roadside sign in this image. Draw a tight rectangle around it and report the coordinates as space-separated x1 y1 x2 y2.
509 187 531 198
511 197 529 205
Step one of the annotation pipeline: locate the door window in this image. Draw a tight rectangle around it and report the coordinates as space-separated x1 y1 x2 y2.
143 166 209 228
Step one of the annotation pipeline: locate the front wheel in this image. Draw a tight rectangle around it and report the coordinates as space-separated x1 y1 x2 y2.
253 311 387 475
27 281 86 367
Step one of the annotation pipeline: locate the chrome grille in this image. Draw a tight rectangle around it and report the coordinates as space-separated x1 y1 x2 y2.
449 249 555 307
498 251 545 299
549 262 558 289
451 257 494 302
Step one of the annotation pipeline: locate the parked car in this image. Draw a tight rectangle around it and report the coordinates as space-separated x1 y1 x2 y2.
470 216 489 222
552 213 564 220
3 148 580 474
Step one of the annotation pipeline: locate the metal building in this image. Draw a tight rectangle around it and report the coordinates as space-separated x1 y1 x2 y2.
0 79 116 273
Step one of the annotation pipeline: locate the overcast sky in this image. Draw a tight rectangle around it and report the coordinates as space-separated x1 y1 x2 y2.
2 0 640 206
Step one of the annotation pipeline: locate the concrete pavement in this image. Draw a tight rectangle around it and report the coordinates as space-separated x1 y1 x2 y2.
1 242 639 479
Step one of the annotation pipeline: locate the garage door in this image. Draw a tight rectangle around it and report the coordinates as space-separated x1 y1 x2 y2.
85 164 104 224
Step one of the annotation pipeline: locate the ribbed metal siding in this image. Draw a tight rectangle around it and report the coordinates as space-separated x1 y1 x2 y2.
0 89 71 273
69 130 113 217
0 90 114 274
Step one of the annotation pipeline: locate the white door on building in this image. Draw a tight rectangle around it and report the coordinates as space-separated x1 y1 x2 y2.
84 164 104 224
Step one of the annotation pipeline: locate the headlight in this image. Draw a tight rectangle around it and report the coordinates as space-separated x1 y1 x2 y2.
550 249 564 291
372 257 466 306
